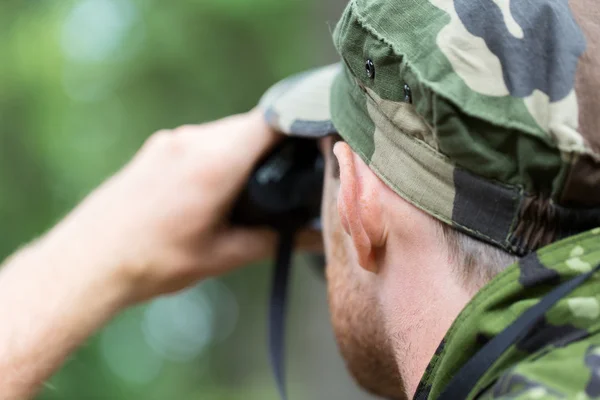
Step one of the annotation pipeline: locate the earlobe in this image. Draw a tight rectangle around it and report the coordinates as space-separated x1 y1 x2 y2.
334 142 384 273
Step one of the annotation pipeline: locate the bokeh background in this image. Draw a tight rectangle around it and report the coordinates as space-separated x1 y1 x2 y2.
0 0 378 399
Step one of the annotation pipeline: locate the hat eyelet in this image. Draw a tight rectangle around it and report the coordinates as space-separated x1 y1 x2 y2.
403 83 412 103
365 59 375 79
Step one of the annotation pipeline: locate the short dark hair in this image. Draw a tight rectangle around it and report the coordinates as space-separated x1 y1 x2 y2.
439 221 519 292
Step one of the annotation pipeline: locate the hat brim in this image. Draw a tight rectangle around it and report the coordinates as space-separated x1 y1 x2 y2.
259 63 340 138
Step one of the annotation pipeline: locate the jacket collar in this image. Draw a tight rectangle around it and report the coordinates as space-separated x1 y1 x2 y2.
414 228 600 399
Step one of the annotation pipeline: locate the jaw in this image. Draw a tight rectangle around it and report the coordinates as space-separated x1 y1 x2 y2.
325 249 405 399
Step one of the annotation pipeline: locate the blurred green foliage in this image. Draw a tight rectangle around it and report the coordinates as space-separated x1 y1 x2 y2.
0 1 378 399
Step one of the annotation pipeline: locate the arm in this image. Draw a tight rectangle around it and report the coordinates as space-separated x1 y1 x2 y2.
0 110 319 399
0 240 127 400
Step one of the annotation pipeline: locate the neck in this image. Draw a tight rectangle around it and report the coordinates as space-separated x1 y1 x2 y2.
379 245 472 398
393 294 467 398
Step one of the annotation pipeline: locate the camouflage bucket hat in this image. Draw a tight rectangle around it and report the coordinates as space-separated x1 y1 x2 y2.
260 0 600 256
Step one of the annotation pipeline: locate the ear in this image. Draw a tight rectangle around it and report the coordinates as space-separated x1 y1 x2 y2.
333 142 386 273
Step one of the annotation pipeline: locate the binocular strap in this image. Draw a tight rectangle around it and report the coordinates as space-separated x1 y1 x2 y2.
269 229 296 400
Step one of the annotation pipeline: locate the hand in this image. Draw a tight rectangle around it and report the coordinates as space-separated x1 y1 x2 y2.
0 109 322 399
38 109 321 304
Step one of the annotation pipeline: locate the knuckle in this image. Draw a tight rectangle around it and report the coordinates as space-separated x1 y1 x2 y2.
145 129 171 148
145 129 184 156
173 124 203 137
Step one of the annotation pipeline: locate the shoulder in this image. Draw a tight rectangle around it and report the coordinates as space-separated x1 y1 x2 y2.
475 335 600 400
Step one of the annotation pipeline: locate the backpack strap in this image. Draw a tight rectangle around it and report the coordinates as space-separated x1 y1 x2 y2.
437 259 600 400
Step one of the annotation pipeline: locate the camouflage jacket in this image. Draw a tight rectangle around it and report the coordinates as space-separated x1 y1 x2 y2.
414 228 600 400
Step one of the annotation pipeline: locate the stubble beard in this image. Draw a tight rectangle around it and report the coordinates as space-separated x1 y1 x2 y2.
325 220 406 399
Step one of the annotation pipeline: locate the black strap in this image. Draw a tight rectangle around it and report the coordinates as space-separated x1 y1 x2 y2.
269 229 296 400
437 261 600 400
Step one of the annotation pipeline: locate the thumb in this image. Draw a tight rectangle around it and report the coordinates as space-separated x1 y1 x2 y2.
210 227 324 274
211 227 278 273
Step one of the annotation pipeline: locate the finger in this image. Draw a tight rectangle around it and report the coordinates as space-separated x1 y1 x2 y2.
211 111 285 214
211 227 278 272
220 108 280 156
295 229 324 253
211 226 324 273
184 109 281 167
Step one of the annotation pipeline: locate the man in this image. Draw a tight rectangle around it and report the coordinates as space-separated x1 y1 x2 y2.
1 0 600 399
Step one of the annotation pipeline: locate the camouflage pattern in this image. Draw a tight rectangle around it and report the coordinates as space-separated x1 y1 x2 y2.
261 0 600 256
259 0 600 398
414 228 600 399
260 64 339 138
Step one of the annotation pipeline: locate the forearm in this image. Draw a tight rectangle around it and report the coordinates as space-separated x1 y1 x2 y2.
0 111 284 399
0 236 128 400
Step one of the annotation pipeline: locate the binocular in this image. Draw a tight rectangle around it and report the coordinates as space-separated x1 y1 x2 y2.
230 135 326 274
230 135 326 399
230 136 324 234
